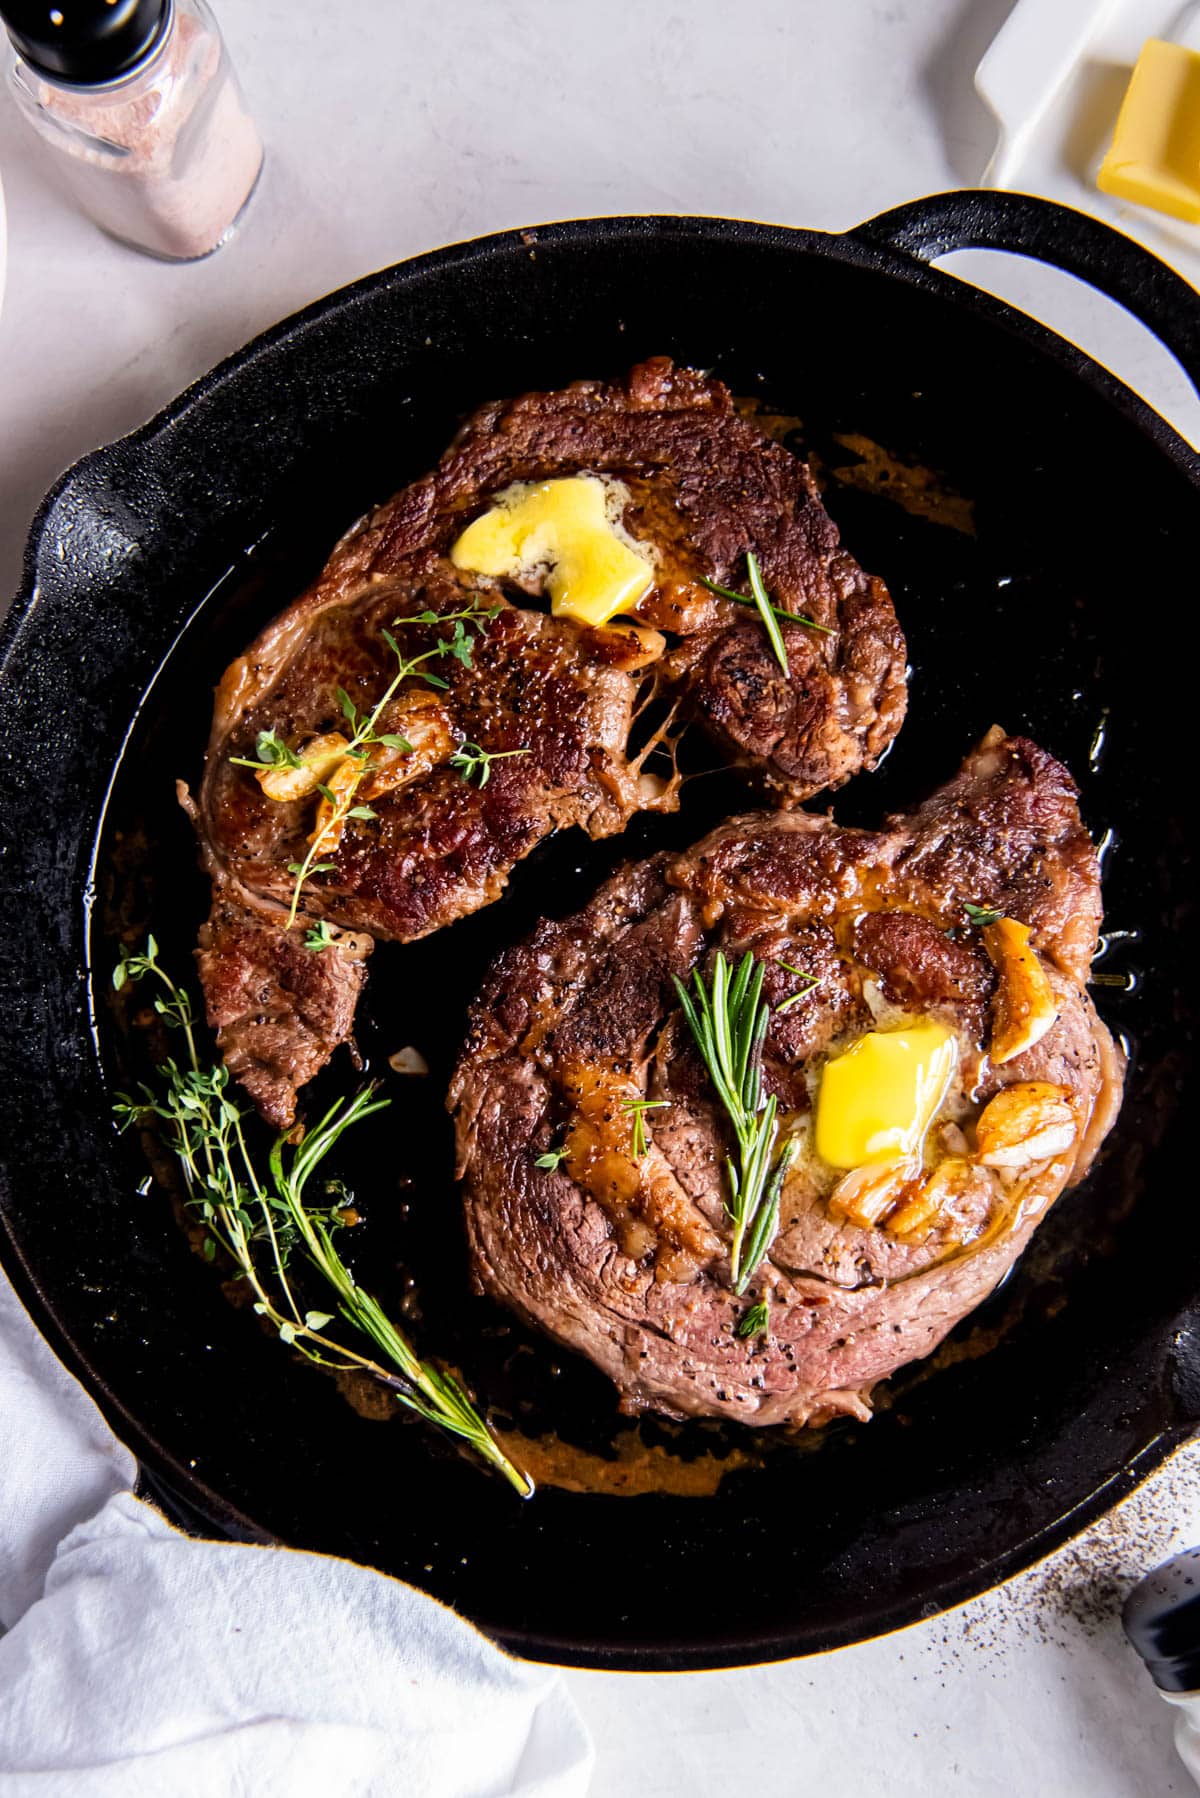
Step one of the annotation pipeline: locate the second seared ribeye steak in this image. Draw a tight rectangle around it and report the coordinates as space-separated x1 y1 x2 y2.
188 358 906 1126
450 731 1124 1428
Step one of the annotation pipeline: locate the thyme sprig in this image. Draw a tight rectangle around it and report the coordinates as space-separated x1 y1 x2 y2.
672 950 798 1294
283 604 499 927
700 550 834 668
450 741 531 788
112 938 530 1496
232 604 500 936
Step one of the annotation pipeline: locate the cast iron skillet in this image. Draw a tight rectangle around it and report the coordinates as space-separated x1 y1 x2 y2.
1 193 1198 1672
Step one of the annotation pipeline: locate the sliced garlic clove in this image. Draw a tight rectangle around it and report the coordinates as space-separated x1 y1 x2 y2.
983 917 1059 1065
256 730 350 801
886 1155 974 1240
827 1159 916 1230
975 1080 1076 1168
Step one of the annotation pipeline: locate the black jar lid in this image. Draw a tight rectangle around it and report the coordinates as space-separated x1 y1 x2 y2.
1124 1547 1200 1693
0 0 167 85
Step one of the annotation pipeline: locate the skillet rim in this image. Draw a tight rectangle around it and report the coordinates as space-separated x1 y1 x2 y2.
2 201 1198 1670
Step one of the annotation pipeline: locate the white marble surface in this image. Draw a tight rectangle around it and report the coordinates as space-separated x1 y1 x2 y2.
1 2 1197 1791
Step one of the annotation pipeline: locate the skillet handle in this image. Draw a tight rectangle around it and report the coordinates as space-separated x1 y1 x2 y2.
852 189 1200 396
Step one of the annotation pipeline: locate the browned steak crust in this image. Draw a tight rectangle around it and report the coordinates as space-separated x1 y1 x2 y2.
449 731 1124 1429
189 359 906 1123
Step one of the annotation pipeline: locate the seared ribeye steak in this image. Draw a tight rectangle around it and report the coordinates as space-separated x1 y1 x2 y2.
188 359 906 1125
450 731 1124 1428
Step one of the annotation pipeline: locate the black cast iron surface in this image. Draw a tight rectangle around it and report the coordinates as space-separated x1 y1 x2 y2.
1 195 1198 1670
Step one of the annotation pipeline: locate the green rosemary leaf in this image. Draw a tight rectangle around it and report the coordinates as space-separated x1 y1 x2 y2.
620 1098 669 1160
698 566 833 636
746 552 789 676
775 960 822 1014
736 1300 770 1339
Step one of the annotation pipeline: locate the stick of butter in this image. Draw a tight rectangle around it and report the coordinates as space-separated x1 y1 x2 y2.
1097 38 1200 224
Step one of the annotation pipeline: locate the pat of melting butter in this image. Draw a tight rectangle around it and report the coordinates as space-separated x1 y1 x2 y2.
449 475 653 629
815 1022 958 1169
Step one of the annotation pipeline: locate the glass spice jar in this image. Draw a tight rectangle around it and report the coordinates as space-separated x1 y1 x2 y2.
0 0 263 261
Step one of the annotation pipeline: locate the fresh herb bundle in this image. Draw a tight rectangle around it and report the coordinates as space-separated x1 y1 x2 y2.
113 937 530 1496
672 950 797 1294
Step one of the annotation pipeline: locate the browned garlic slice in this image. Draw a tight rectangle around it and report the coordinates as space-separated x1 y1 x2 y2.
827 1159 916 1230
983 917 1059 1065
886 1155 974 1239
975 1080 1076 1168
255 730 349 802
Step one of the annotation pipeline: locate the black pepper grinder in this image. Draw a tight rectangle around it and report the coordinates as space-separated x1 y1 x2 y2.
1123 1546 1200 1787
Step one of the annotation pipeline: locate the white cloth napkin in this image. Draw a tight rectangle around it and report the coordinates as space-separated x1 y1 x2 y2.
0 1268 594 1797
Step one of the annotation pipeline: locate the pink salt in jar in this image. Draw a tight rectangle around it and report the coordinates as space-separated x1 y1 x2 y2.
1 0 263 261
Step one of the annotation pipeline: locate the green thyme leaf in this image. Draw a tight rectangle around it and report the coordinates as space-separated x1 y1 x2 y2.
450 741 532 788
534 1147 569 1170
964 903 1003 927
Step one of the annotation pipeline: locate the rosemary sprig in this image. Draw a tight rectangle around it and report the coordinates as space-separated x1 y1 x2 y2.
699 550 834 659
449 741 531 788
775 960 822 1014
112 938 530 1497
620 1097 669 1160
672 950 796 1293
